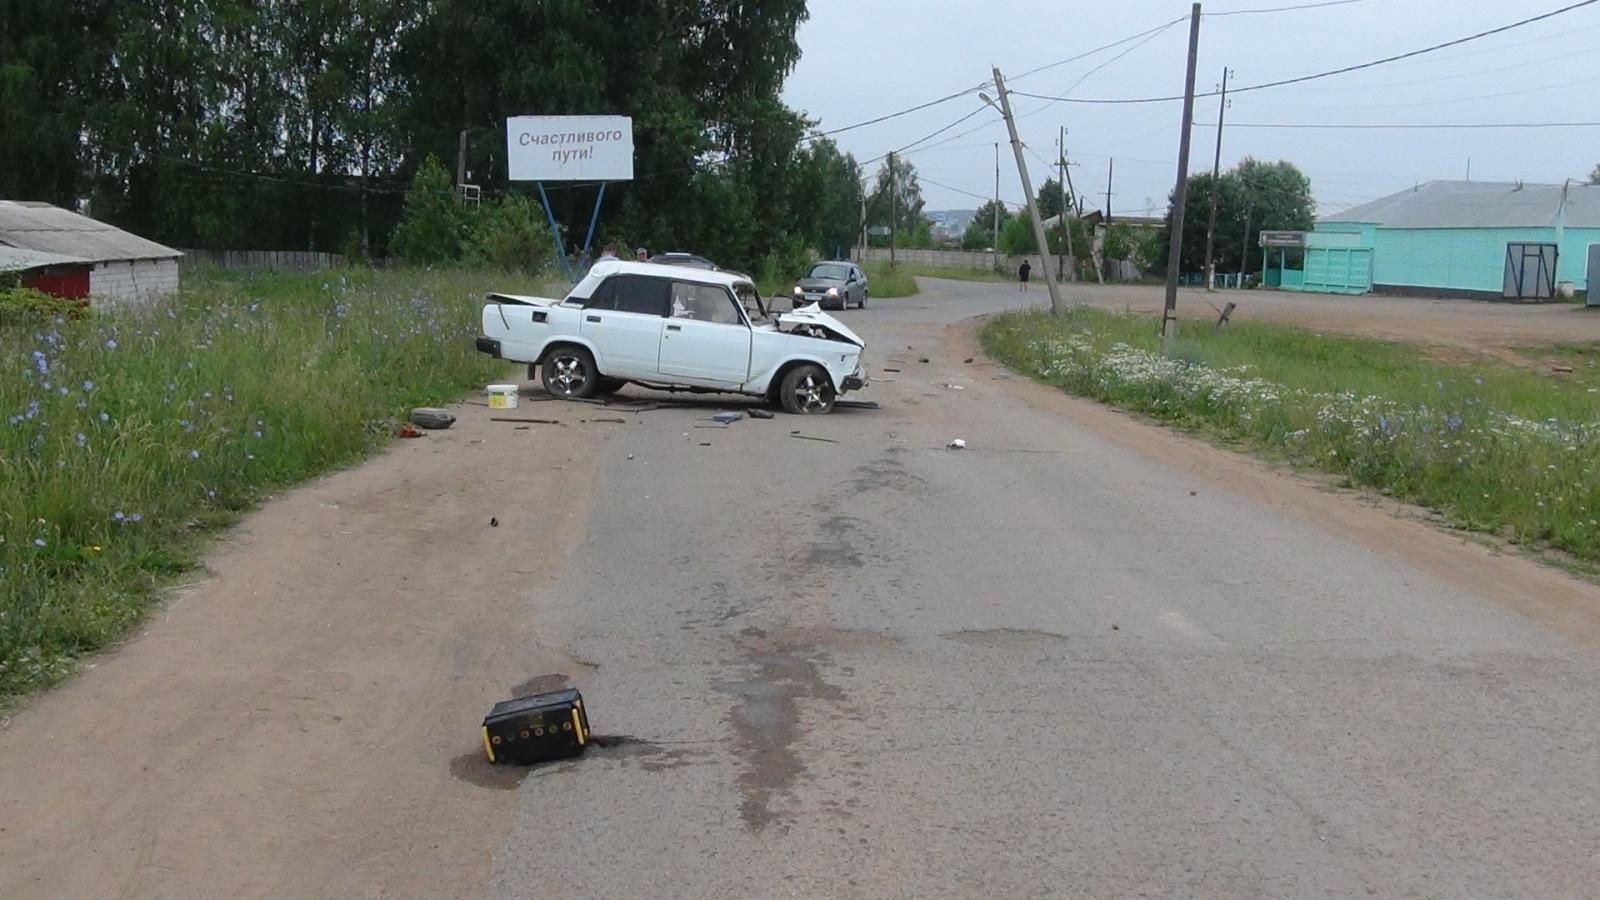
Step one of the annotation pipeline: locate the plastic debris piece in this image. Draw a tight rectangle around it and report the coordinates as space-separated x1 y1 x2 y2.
748 408 775 420
947 438 967 450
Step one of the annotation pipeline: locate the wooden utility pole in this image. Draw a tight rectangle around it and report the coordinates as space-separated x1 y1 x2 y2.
455 129 468 195
888 151 897 267
1058 126 1072 282
1105 157 1114 224
1160 3 1203 356
993 142 1001 272
1061 141 1101 284
991 67 1063 314
1203 67 1230 292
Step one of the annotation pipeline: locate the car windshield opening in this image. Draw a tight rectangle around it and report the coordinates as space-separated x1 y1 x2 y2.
806 264 850 280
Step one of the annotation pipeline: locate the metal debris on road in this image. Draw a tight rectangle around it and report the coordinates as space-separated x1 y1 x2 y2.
964 357 974 364
918 357 930 363
491 416 561 425
583 417 628 424
489 517 499 527
835 399 880 410
711 411 743 424
748 408 775 420
882 367 902 373
790 433 840 444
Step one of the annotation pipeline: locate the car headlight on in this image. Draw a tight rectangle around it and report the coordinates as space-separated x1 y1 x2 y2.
826 287 839 297
792 285 802 294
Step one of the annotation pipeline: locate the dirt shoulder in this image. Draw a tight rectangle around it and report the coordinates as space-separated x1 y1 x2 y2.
0 388 603 899
943 278 1600 360
952 319 1600 646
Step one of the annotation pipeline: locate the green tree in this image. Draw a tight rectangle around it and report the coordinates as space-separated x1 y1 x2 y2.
1154 157 1314 275
391 156 466 263
464 194 553 272
1036 177 1075 222
962 200 1010 250
865 157 926 245
1590 163 1600 185
999 212 1037 255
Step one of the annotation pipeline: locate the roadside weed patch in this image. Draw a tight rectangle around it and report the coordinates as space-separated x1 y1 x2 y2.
859 262 919 298
0 267 546 699
983 309 1600 564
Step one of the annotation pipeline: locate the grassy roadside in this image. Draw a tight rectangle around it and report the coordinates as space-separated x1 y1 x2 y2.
982 308 1600 565
888 262 1012 284
0 266 551 700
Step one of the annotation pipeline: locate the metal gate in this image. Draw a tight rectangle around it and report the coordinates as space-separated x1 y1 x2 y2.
1504 242 1558 300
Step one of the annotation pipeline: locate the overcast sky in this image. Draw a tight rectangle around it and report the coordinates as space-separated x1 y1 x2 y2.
781 0 1600 218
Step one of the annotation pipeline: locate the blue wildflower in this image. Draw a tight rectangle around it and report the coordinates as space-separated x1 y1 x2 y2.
57 386 68 396
24 400 39 420
99 412 110 422
33 538 46 547
1445 414 1463 432
112 511 125 522
75 432 87 447
104 338 117 350
82 380 94 391
253 430 262 439
31 350 48 375
128 512 142 523
188 449 201 459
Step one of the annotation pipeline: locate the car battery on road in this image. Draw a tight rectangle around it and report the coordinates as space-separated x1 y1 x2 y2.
482 688 591 765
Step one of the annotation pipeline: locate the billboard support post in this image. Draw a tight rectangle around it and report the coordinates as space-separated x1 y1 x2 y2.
536 182 575 282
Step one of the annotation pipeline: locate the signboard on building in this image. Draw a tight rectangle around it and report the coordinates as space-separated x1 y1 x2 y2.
866 226 891 237
1258 230 1307 248
505 116 634 182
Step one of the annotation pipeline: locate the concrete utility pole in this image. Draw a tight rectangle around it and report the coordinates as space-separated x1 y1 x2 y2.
1203 67 1230 292
888 151 898 267
993 143 1001 272
1160 3 1203 356
988 67 1064 315
858 194 867 262
1241 202 1253 281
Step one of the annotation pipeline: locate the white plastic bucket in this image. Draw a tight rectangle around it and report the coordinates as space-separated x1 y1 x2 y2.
486 384 519 409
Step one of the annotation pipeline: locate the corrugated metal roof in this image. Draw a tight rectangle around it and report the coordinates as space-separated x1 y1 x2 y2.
1320 180 1600 229
0 245 91 272
0 201 182 263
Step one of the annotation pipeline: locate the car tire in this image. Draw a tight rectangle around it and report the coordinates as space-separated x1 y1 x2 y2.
594 377 626 396
541 346 600 399
859 290 868 309
779 364 836 414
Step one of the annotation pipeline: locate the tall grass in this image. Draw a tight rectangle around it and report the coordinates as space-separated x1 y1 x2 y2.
0 266 550 698
983 308 1600 564
858 261 919 298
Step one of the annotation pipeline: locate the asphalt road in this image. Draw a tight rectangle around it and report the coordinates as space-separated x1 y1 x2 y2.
489 279 1600 899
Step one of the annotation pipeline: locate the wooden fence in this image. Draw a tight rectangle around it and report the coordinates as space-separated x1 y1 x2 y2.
181 249 346 271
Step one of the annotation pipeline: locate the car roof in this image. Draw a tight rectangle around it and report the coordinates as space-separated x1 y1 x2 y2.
572 260 748 296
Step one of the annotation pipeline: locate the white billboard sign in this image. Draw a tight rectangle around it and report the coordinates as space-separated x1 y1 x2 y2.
506 115 633 182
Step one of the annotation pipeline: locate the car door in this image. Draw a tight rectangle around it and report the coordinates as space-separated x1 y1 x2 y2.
578 275 669 378
657 281 752 387
849 266 864 305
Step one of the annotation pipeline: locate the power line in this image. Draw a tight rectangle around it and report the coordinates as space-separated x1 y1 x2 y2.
1245 73 1600 111
805 82 990 140
1010 0 1600 105
1195 120 1600 129
1207 0 1368 15
1008 16 1190 83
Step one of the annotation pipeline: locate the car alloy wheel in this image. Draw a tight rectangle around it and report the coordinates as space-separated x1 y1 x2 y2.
780 363 835 414
542 347 600 399
552 356 588 394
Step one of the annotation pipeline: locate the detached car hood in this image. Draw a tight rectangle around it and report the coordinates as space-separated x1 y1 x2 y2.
776 304 864 346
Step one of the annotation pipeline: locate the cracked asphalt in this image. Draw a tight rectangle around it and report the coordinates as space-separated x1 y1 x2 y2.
488 279 1600 899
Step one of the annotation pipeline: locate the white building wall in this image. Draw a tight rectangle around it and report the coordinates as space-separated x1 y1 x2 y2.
90 258 180 304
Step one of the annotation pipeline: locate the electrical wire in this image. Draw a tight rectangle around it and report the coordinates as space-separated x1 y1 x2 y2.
1008 15 1190 83
804 81 990 140
1194 120 1600 129
1207 0 1368 15
1010 0 1600 105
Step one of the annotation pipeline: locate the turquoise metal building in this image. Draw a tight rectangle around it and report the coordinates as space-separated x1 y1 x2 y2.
1275 180 1600 298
